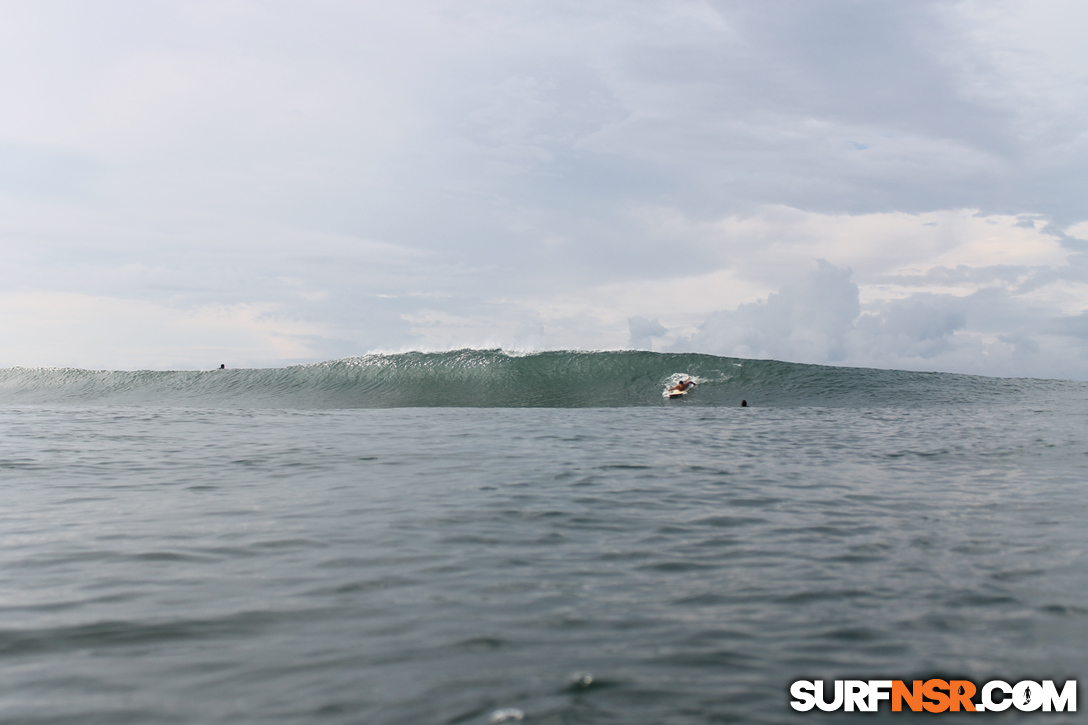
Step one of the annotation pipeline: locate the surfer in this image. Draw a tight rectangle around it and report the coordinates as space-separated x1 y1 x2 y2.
741 399 747 407
668 378 696 394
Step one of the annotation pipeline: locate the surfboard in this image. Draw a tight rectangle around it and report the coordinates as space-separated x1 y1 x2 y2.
664 379 696 398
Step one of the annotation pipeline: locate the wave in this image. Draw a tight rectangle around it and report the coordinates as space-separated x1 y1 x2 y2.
0 349 1067 409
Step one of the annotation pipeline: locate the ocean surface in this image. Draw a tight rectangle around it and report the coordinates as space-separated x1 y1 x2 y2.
0 350 1085 724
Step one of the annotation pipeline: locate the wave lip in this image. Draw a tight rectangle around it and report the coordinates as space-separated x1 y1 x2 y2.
0 350 1051 409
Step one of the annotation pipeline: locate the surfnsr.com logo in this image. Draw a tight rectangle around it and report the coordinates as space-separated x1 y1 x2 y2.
790 679 1077 713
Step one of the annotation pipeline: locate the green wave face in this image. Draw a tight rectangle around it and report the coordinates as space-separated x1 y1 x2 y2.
0 349 1058 409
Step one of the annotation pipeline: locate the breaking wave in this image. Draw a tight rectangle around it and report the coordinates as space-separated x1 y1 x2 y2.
0 349 1066 409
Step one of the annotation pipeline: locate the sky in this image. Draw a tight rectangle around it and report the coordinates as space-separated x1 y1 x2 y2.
1 0 1087 379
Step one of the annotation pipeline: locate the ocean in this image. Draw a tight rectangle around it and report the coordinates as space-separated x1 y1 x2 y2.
0 350 1085 724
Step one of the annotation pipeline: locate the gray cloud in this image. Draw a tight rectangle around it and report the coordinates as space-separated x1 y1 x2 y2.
676 260 860 362
628 316 667 350
677 259 1088 380
1048 313 1088 340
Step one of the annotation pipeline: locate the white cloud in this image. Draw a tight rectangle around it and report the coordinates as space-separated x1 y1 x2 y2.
0 292 330 370
676 260 1088 381
1067 221 1088 241
676 260 861 364
708 207 1071 285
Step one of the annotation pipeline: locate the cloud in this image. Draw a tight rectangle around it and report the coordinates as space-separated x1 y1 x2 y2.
0 292 332 370
854 294 967 360
677 260 860 363
0 1 1086 376
381 204 1086 378
1049 313 1088 340
627 316 667 349
676 259 1088 380
0 139 101 199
